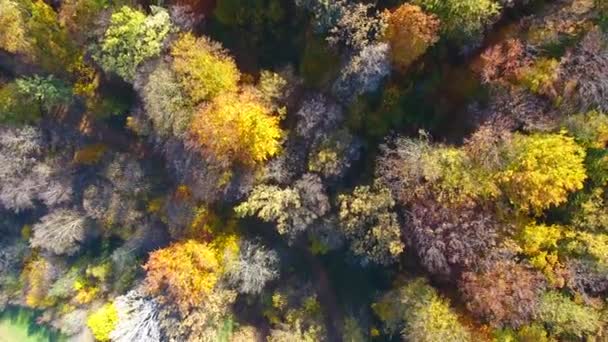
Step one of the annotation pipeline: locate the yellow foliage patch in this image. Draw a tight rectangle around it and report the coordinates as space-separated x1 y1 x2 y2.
190 90 283 166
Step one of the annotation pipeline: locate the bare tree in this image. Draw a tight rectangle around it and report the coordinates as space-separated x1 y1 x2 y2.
226 240 280 294
110 289 162 342
30 209 90 255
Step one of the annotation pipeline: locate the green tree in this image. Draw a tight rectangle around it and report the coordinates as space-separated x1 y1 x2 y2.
0 76 72 124
537 291 601 338
0 83 40 125
95 6 171 81
300 36 340 87
214 0 285 27
563 110 608 149
15 75 72 113
412 0 500 41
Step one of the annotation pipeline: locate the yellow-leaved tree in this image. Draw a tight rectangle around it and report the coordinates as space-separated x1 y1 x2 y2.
498 133 586 214
0 0 30 54
171 33 240 103
143 237 238 312
87 303 118 342
190 89 283 166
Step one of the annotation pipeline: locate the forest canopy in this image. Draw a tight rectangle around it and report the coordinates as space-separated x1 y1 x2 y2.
0 0 607 341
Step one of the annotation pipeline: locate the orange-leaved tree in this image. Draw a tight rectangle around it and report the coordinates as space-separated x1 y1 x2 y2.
143 237 238 312
384 4 440 72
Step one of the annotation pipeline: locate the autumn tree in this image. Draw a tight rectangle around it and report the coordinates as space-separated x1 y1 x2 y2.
110 289 162 342
170 0 212 20
190 89 283 166
308 129 361 180
103 153 151 198
226 240 280 294
171 33 239 103
460 260 546 327
494 324 550 342
538 291 601 338
373 278 471 341
95 6 172 81
337 184 404 265
498 133 587 214
0 126 73 212
295 94 344 140
517 223 567 285
478 39 528 83
333 42 391 101
0 0 30 54
58 0 111 44
30 209 91 256
232 326 262 342
376 135 498 206
235 174 330 239
409 199 500 278
383 4 440 72
138 62 194 137
265 285 327 342
10 0 77 73
158 287 237 341
558 28 608 112
326 2 386 52
87 303 118 342
82 153 151 230
21 255 58 307
412 0 500 41
143 239 237 312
